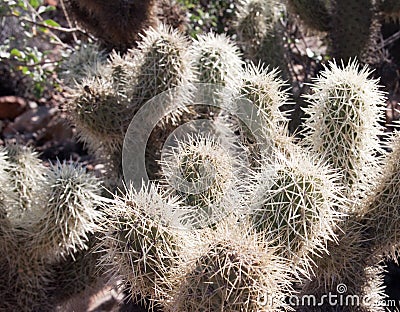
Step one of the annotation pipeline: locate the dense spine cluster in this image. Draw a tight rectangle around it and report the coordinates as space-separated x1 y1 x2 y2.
248 145 343 276
302 60 386 205
165 219 294 312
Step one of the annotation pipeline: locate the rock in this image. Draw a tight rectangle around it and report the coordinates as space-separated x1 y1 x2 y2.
37 116 73 143
2 106 57 137
0 96 27 120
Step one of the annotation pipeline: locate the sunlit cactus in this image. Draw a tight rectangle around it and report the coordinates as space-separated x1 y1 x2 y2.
165 218 294 312
128 24 194 120
0 147 16 228
30 161 103 259
361 133 400 261
5 144 47 220
160 133 245 229
108 50 136 91
0 146 106 311
240 62 291 133
67 75 129 156
98 183 182 308
302 60 387 205
248 145 343 276
190 32 243 89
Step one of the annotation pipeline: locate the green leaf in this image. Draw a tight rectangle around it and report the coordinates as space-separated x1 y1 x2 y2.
43 19 60 27
38 5 55 14
29 0 40 9
10 48 22 58
21 66 30 75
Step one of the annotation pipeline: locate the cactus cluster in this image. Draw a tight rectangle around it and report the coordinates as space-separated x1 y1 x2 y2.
287 0 400 63
99 184 182 308
6 7 400 311
0 144 105 311
60 18 400 310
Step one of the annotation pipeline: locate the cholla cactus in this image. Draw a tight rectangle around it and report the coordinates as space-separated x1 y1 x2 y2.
67 76 129 156
165 218 294 312
240 62 291 133
362 133 400 260
5 144 47 220
0 148 15 228
30 162 103 259
248 145 343 276
299 218 386 312
66 72 131 187
0 145 106 311
160 133 244 229
98 183 182 307
235 0 288 78
128 24 194 118
190 33 243 89
302 60 386 205
60 43 107 87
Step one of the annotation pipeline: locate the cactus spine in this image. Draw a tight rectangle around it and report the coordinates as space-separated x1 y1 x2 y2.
0 145 105 311
166 219 294 311
99 183 182 307
362 133 400 260
248 145 343 276
5 144 47 220
240 62 291 134
30 162 103 259
128 24 194 113
302 60 386 205
160 134 244 229
190 33 243 88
